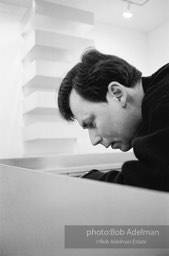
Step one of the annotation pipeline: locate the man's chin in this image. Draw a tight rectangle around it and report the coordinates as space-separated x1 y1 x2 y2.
120 147 130 152
121 144 132 152
117 144 132 152
110 142 132 152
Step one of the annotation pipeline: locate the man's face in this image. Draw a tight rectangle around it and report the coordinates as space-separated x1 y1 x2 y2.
69 86 141 152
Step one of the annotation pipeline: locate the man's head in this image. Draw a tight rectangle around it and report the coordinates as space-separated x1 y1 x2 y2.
58 48 143 151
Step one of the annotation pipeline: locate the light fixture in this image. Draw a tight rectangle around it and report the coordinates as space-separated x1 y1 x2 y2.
123 2 133 18
122 0 150 19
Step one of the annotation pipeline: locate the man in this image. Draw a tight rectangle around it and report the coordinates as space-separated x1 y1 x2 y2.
58 48 169 192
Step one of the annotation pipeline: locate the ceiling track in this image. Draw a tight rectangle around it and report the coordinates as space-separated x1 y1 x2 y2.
122 0 150 6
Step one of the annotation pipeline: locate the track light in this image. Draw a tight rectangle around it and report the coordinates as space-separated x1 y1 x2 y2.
123 2 133 18
122 0 150 19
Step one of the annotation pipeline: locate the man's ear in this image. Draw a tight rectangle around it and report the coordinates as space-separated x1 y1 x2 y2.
107 81 127 108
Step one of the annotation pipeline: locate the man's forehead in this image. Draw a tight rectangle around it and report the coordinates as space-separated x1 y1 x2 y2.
69 89 90 119
69 89 81 106
69 89 82 113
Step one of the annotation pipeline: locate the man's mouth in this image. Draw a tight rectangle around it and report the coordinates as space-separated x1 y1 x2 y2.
105 144 110 148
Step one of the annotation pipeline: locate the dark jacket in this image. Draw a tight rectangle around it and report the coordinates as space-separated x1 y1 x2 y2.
82 64 169 192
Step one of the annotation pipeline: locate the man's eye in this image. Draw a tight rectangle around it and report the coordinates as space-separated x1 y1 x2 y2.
87 121 95 129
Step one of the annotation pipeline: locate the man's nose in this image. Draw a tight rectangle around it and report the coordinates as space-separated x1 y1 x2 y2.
88 129 101 146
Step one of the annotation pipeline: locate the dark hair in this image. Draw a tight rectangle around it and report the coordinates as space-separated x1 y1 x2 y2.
58 48 142 121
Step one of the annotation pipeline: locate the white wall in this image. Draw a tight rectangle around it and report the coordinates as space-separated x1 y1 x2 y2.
0 16 23 158
147 21 169 73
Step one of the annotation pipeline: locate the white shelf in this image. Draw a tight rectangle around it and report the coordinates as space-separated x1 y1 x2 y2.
23 112 63 126
23 60 70 86
24 138 77 156
33 14 94 37
23 122 79 141
23 45 76 63
22 29 94 59
23 91 58 114
21 0 94 36
23 75 61 90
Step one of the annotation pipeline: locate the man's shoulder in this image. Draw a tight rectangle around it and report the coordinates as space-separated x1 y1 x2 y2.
142 63 169 93
151 63 169 80
141 63 169 122
143 63 169 95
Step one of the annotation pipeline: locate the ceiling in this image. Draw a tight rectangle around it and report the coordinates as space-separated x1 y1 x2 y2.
0 0 169 32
